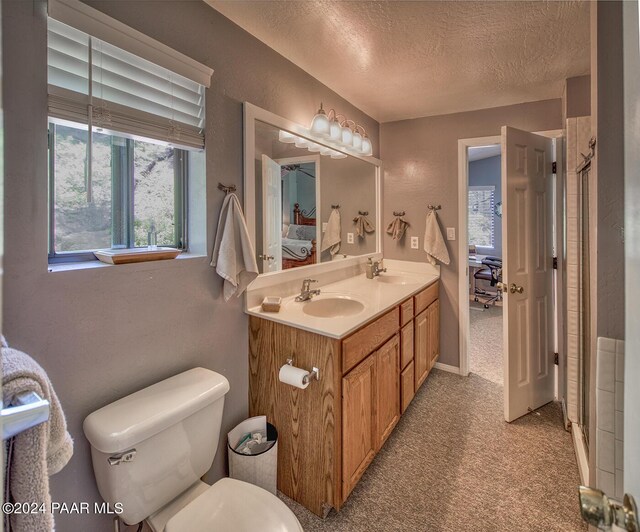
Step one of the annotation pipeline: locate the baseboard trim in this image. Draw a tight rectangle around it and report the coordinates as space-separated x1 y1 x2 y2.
434 362 460 375
571 422 589 485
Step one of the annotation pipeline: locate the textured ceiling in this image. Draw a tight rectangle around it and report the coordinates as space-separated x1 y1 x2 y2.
206 0 590 123
469 144 501 162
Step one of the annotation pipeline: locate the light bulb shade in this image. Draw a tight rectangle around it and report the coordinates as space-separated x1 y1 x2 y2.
307 142 322 152
310 108 330 137
329 120 342 141
320 146 334 156
294 136 308 148
352 130 363 150
330 149 348 159
341 125 353 146
361 136 372 156
278 130 296 143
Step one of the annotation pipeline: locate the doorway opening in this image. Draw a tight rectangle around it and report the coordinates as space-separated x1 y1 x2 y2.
467 145 503 385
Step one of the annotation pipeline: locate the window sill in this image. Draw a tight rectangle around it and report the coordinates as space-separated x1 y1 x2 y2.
48 252 208 273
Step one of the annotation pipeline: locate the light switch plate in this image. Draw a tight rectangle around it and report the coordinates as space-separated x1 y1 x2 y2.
347 232 354 244
446 227 456 240
322 222 327 232
411 236 419 249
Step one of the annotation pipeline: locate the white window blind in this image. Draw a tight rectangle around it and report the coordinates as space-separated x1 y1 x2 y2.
468 185 495 248
48 18 206 149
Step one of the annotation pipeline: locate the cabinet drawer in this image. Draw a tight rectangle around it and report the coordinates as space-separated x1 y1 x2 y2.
342 308 399 374
414 281 439 314
401 361 415 413
400 321 414 369
400 298 414 326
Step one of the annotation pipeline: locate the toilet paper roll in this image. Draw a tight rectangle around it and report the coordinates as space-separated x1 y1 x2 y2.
278 364 310 389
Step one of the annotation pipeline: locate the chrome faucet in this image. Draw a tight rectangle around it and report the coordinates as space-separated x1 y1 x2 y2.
365 258 387 279
295 279 321 302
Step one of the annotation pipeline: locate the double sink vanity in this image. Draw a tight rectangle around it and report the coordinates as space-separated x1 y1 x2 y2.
242 102 441 516
246 260 440 516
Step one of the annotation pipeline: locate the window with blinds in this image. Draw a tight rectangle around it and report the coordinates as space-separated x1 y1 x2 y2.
46 11 209 261
48 18 205 149
468 186 496 248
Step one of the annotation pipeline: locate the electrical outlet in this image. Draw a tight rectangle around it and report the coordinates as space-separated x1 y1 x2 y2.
322 222 327 232
411 236 419 249
446 227 456 240
347 232 354 244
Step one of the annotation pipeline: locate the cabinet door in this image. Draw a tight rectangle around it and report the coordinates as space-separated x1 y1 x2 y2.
429 299 440 369
400 320 414 369
415 309 429 389
401 360 415 413
376 335 400 449
342 354 377 501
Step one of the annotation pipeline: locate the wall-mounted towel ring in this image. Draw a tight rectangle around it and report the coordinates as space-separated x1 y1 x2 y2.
393 211 406 217
358 210 369 216
218 183 237 194
427 204 442 211
331 204 340 209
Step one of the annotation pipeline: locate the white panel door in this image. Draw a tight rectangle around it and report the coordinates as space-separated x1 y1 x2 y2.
502 126 555 422
261 154 282 272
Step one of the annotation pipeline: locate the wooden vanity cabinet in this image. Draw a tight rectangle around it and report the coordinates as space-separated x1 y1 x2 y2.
414 283 440 390
248 280 439 517
342 333 400 500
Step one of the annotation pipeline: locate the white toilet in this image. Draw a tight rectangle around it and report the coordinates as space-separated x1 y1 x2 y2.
83 368 303 531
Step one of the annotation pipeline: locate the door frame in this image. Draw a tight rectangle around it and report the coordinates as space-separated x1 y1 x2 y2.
275 154 322 262
457 130 564 384
457 135 501 378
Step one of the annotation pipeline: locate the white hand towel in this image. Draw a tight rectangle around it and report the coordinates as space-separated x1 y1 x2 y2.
321 209 341 255
2 344 74 532
210 193 259 301
423 210 450 265
353 214 375 238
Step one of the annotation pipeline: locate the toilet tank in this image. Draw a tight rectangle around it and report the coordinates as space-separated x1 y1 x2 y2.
83 368 230 526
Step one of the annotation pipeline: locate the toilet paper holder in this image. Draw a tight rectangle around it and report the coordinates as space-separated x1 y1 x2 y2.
285 358 320 384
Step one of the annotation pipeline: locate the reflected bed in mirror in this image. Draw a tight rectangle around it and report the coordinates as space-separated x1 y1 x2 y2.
246 105 381 276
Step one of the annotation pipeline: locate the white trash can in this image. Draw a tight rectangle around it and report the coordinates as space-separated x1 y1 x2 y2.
227 415 278 494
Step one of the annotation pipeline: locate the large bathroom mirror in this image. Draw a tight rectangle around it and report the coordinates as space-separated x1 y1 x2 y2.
244 103 381 275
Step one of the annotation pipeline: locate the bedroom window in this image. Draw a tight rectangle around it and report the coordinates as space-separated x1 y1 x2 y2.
468 185 496 248
46 16 209 262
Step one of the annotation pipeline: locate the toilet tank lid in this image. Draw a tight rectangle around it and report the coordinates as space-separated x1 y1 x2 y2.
83 368 230 454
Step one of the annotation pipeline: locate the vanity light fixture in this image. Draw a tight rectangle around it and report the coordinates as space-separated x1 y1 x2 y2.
276 103 373 158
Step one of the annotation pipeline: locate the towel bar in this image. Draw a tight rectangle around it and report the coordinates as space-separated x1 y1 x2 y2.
1 391 50 440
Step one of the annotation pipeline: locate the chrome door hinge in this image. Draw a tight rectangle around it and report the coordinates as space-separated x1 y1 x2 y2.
554 353 559 365
552 161 557 174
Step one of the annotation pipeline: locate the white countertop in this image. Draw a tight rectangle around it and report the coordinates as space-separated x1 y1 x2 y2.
247 263 440 339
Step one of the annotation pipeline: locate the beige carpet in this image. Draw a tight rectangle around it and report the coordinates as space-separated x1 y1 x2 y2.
469 304 503 385
281 370 586 532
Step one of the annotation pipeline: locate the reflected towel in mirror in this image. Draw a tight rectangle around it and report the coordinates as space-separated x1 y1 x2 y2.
353 214 375 238
321 208 341 255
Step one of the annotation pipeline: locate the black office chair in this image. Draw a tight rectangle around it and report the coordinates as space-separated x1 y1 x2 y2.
474 256 502 309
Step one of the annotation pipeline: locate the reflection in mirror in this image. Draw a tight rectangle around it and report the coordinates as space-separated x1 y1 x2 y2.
254 120 377 274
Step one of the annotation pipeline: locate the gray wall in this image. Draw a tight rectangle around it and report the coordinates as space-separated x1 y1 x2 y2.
564 75 591 120
320 155 377 260
380 99 562 367
468 155 502 257
2 1 378 530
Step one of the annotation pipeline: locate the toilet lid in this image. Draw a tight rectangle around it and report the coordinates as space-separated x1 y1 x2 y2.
164 478 303 532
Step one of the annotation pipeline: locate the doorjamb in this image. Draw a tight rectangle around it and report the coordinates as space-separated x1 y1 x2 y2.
458 135 501 377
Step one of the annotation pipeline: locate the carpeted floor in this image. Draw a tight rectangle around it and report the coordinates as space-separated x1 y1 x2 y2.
280 370 586 532
469 304 503 385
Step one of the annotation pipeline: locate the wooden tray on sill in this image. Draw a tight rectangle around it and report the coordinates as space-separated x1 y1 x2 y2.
94 247 181 265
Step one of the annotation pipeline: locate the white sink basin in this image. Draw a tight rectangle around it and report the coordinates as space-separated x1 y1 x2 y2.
375 274 422 285
302 296 365 318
